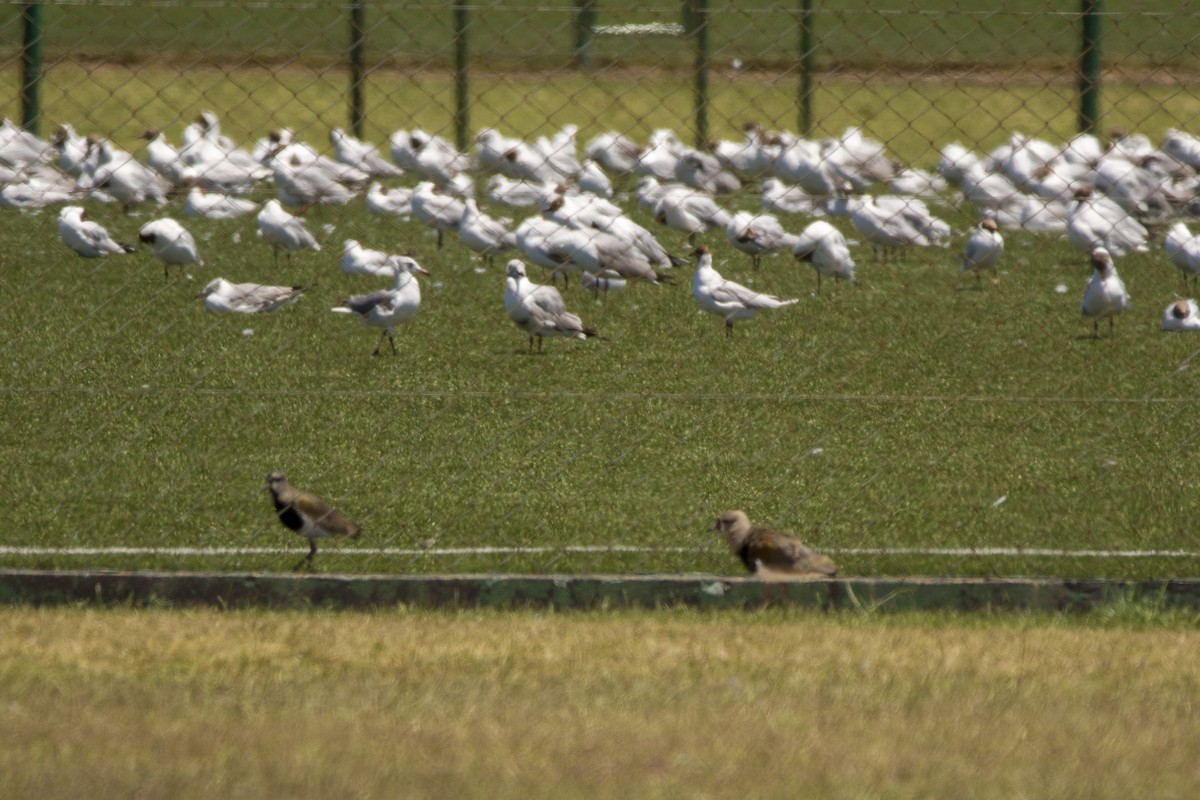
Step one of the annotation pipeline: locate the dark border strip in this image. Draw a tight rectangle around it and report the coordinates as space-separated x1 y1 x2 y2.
2 570 1200 612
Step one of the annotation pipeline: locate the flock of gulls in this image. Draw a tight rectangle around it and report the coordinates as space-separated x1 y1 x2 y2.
7 111 1200 353
17 111 1200 566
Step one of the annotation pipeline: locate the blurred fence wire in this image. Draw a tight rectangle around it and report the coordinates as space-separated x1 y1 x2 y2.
3 1 1200 580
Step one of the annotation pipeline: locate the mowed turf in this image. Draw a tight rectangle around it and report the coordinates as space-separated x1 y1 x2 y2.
1 56 1200 577
1 606 1198 799
3 167 1200 578
7 0 1200 70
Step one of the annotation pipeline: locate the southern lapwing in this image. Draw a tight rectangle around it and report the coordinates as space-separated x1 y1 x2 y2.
713 509 837 579
264 471 361 569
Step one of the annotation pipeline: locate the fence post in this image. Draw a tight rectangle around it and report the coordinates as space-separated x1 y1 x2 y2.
575 0 598 70
454 2 470 152
1078 0 1102 134
20 1 41 135
684 0 709 148
798 0 814 136
349 0 366 139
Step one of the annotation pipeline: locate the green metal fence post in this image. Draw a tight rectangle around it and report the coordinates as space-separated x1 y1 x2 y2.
685 0 709 148
575 0 598 70
1079 0 1102 134
20 1 42 135
798 0 814 136
454 2 470 152
349 0 366 139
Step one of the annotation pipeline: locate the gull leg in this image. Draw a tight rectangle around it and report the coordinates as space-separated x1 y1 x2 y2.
437 229 444 249
387 330 398 355
372 329 387 356
725 320 734 338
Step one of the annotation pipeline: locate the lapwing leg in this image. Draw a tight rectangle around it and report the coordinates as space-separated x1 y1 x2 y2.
292 540 317 571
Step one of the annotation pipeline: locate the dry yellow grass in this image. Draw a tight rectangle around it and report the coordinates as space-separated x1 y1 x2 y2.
0 607 1197 799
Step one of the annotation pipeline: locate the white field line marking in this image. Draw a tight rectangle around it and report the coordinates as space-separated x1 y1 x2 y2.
0 546 1197 559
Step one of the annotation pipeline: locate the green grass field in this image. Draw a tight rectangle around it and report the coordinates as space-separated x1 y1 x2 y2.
2 605 1198 799
4 138 1200 579
1 3 1200 580
5 0 1200 70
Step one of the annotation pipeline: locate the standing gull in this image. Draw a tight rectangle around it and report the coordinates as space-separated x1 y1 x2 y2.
793 220 856 293
458 198 517 265
1164 222 1200 290
138 217 202 280
331 256 428 355
960 217 1004 287
411 181 466 249
1080 247 1131 337
503 259 598 352
691 245 797 336
724 210 800 270
256 199 320 265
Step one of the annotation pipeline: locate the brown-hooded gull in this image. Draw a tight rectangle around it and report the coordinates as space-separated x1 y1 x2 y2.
331 256 428 355
960 217 1004 287
691 245 797 336
197 277 306 313
138 217 202 280
256 199 320 264
793 220 856 293
503 259 598 352
1080 247 1131 337
57 205 135 258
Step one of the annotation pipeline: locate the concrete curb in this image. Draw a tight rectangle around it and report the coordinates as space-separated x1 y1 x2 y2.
1 570 1200 612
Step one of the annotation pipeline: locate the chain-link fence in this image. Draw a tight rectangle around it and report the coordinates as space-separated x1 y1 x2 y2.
3 1 1200 579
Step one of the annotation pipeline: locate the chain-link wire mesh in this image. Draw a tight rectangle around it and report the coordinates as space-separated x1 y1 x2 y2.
2 1 1200 578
